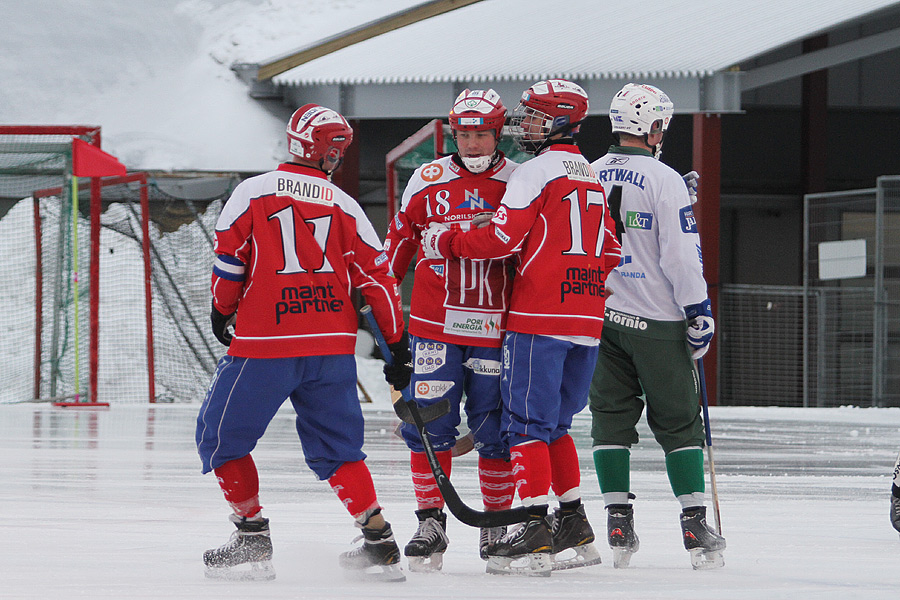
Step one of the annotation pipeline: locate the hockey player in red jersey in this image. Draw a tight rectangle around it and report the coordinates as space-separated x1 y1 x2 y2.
384 89 518 571
422 79 622 576
197 104 411 582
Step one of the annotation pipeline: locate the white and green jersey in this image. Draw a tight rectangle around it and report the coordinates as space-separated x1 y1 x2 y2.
591 146 708 324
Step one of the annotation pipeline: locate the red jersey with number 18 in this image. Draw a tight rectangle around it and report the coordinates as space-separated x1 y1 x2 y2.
211 162 404 358
385 154 518 347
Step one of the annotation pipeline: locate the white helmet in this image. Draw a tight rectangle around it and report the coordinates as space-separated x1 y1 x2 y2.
609 83 674 137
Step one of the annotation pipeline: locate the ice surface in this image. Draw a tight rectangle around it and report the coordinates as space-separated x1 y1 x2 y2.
3 392 899 599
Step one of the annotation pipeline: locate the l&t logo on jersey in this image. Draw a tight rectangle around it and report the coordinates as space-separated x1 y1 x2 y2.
626 211 653 230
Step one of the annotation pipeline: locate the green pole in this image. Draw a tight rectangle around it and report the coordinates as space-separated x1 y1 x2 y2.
71 175 80 402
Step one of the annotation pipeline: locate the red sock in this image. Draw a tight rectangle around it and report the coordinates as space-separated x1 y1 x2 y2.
549 434 581 501
479 456 515 511
410 450 452 510
509 440 551 505
214 454 262 517
328 460 380 520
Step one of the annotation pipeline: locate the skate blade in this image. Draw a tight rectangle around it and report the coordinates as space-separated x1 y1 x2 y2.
407 552 444 573
689 548 724 570
204 559 276 581
611 547 637 569
342 563 407 583
551 543 602 571
485 553 552 577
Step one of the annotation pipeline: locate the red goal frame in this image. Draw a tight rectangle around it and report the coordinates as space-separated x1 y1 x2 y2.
0 126 154 405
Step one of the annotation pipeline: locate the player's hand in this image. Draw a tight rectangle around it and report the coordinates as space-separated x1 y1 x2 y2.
383 331 412 390
684 299 714 359
421 223 450 260
210 301 236 346
683 171 699 204
471 211 495 229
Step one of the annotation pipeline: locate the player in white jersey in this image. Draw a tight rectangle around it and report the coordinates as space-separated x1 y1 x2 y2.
423 79 620 576
384 89 518 570
588 83 724 570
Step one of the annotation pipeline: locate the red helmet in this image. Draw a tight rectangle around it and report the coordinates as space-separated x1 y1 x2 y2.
448 89 506 140
286 104 353 170
510 79 589 153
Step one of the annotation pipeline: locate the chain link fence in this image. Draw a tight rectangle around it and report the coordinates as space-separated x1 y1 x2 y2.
719 176 900 407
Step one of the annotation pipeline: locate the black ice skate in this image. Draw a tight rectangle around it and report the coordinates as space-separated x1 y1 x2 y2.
404 508 449 572
479 526 506 561
891 493 900 535
607 504 640 569
549 504 601 570
203 514 275 581
339 520 406 582
484 514 553 577
680 506 726 570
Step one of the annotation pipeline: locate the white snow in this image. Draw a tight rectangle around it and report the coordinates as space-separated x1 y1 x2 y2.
0 0 426 172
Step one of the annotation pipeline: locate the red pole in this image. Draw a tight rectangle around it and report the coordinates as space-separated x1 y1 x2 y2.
33 198 43 401
89 176 101 404
89 131 102 404
140 176 156 403
692 113 721 406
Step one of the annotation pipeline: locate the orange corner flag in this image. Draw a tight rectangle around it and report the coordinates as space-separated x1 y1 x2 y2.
72 138 126 177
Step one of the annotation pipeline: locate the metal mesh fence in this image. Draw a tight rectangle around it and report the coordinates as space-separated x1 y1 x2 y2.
720 175 900 408
96 182 231 403
0 163 237 403
804 176 900 407
719 284 874 407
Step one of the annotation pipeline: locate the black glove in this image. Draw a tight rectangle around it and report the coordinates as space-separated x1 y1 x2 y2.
382 331 412 390
210 301 235 346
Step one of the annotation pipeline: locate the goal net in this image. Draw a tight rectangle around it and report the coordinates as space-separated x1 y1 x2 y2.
0 126 238 404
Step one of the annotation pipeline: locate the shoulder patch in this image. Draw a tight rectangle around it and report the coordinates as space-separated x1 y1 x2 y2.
679 206 697 233
420 163 444 182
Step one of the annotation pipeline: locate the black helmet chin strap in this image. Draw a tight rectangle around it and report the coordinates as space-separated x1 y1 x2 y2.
320 152 344 175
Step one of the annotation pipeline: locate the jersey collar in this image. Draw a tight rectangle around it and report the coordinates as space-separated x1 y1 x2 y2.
609 145 654 157
277 162 329 180
540 142 581 155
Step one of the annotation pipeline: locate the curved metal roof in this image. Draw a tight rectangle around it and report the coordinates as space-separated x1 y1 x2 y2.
267 0 900 86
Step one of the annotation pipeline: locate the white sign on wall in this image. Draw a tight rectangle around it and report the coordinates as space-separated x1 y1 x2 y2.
818 238 867 280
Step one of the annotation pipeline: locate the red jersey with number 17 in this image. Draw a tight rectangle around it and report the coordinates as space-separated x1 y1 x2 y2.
211 162 404 358
445 144 622 339
385 154 518 347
